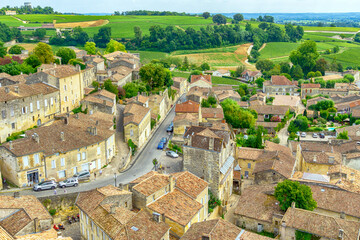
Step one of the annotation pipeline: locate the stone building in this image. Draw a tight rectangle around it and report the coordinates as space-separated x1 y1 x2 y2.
263 75 298 96
0 113 115 187
76 185 170 240
148 93 167 121
181 218 273 240
183 125 235 204
280 206 360 240
0 83 60 143
186 87 211 103
81 64 97 88
0 193 53 237
201 107 224 122
80 89 117 116
103 51 141 70
189 75 212 89
130 171 208 238
301 83 321 98
241 70 263 82
123 102 151 148
26 64 85 113
175 100 201 122
172 77 188 96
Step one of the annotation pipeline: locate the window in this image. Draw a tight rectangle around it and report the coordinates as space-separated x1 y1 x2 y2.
44 99 48 107
23 156 29 167
248 163 251 169
11 123 15 129
97 147 101 155
61 158 65 167
91 220 94 229
10 107 14 117
130 129 134 137
77 153 81 161
22 107 26 114
37 100 40 110
198 211 200 222
73 167 77 174
51 160 56 169
34 154 40 165
96 226 99 237
64 96 68 102
64 85 67 91
58 170 66 178
50 98 53 105
86 215 88 224
82 152 86 160
30 102 33 113
1 110 6 119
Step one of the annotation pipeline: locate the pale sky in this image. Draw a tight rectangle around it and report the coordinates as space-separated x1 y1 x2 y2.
2 0 360 14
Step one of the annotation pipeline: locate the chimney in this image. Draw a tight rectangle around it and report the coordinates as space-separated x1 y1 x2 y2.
34 218 40 233
339 229 344 240
202 234 210 240
5 87 9 93
110 205 116 214
169 175 175 193
14 86 19 93
93 127 97 136
9 141 13 150
13 192 20 198
96 120 99 126
103 100 107 105
118 183 123 190
54 63 57 68
329 156 335 164
342 154 347 164
209 137 214 151
291 202 296 208
60 132 65 141
33 133 39 143
340 212 345 219
152 212 161 222
313 155 317 162
87 127 92 134
75 113 79 119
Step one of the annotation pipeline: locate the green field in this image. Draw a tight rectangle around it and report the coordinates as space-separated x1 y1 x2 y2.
132 50 168 64
303 26 360 32
259 42 300 59
171 71 243 86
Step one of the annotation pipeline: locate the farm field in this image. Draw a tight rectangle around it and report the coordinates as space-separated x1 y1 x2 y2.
171 71 244 86
132 50 168 64
259 42 300 59
303 26 360 32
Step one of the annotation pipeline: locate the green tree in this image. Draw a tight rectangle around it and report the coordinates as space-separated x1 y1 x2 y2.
233 13 244 23
256 59 274 72
274 180 317 211
344 74 355 83
255 77 265 88
355 33 360 43
202 12 210 19
337 130 349 140
139 63 168 89
290 65 304 80
0 42 7 58
84 42 97 55
24 54 42 68
56 47 76 64
105 39 126 54
255 127 262 148
200 62 210 71
73 26 89 44
182 56 189 70
103 79 119 100
34 28 46 39
212 14 227 25
235 65 245 77
220 99 256 128
94 27 111 48
289 40 319 76
333 45 340 53
34 42 53 64
8 45 25 54
134 26 142 45
315 58 327 76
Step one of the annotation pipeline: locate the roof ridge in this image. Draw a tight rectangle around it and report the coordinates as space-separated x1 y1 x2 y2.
208 219 221 237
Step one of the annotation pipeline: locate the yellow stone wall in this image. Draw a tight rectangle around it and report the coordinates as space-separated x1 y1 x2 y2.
124 110 151 148
58 73 84 113
300 155 331 175
237 159 256 179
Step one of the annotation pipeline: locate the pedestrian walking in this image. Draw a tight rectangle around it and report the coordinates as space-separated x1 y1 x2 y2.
99 169 102 176
64 189 67 193
94 172 97 179
54 189 57 195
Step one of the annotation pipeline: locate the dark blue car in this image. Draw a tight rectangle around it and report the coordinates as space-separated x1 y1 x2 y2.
157 141 165 150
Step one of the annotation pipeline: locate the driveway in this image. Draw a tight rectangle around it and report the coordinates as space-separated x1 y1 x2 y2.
0 95 186 198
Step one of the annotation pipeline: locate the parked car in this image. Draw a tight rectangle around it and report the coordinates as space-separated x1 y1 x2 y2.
301 132 306 137
157 141 165 150
166 122 174 132
166 150 179 158
296 132 300 137
33 180 57 191
58 178 79 188
243 135 249 140
73 170 91 180
160 137 167 144
312 133 318 138
319 133 325 139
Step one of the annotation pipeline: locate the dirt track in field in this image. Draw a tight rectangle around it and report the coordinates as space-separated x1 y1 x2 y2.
54 19 109 28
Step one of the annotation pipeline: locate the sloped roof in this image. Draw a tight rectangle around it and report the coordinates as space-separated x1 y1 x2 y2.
201 107 224 119
250 105 289 115
123 102 150 126
175 100 200 113
301 83 321 88
271 75 296 86
0 209 32 236
190 75 212 84
0 83 58 102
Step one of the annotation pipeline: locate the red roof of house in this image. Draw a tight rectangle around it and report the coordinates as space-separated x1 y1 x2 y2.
271 75 296 86
175 100 200 113
302 84 321 88
190 75 212 84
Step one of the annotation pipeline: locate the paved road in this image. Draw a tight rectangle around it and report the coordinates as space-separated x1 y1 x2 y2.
1 95 185 197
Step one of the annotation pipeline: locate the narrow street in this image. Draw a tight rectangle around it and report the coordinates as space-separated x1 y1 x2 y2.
0 96 184 197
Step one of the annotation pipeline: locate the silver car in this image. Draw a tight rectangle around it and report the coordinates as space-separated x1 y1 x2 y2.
166 150 179 158
73 170 91 180
58 178 78 188
33 180 57 191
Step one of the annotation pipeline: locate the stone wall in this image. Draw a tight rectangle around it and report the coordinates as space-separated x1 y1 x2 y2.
39 192 79 211
254 170 286 185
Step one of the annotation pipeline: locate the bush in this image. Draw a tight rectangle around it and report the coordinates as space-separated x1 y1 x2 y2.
49 209 56 216
270 116 281 122
151 119 156 129
127 139 138 155
208 190 221 213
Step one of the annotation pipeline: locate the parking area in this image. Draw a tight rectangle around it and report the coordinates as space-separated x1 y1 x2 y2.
298 134 334 142
158 150 183 174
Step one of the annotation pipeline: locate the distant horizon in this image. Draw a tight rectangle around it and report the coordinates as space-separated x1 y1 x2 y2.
2 0 360 14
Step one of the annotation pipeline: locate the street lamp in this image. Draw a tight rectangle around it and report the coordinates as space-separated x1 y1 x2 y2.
114 173 117 187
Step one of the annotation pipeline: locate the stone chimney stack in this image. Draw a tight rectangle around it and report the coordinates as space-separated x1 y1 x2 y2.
60 132 65 141
152 212 161 222
93 127 97 136
340 212 345 219
5 87 9 93
313 155 317 162
14 86 19 93
329 156 335 164
338 229 344 240
33 133 39 143
209 137 214 151
34 218 40 233
291 202 296 208
169 175 175 193
202 234 210 240
9 141 13 150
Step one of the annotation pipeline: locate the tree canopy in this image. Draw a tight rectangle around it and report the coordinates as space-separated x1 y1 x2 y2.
212 14 227 25
202 12 210 19
56 47 76 64
8 45 24 54
105 39 126 54
34 42 53 64
220 99 256 128
289 40 319 76
274 180 317 211
139 63 172 89
84 42 97 55
94 27 111 48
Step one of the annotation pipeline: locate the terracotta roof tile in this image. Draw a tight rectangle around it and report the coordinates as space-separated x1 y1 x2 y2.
132 174 169 197
282 207 360 240
250 105 289 115
302 83 321 88
0 226 13 240
0 83 58 102
171 171 208 199
148 189 202 226
271 75 296 85
123 103 150 125
175 100 200 113
190 75 211 84
40 64 80 78
302 151 341 165
0 209 32 236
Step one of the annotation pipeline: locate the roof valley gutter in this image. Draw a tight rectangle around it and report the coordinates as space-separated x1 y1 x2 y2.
236 229 246 240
